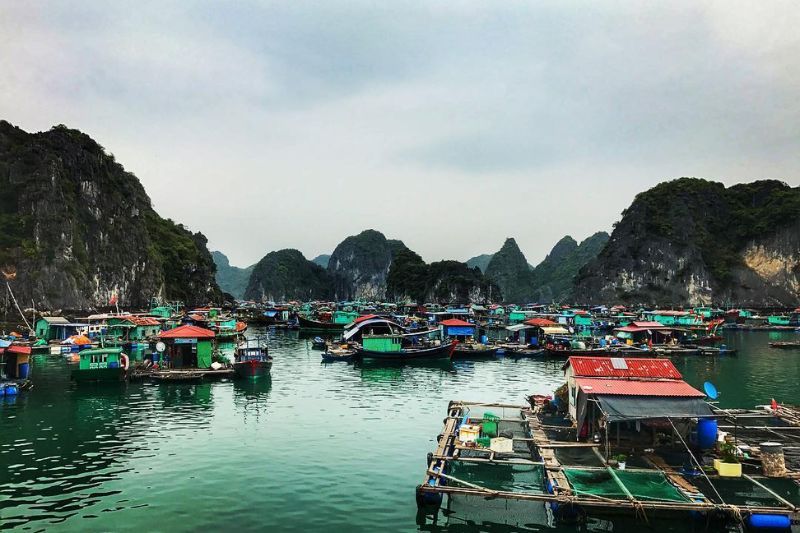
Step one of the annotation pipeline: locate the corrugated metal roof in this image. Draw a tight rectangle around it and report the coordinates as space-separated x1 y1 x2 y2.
440 319 474 327
524 318 558 327
159 325 215 339
575 377 704 397
567 356 683 379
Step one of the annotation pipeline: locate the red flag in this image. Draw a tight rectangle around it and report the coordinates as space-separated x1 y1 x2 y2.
109 293 118 305
771 398 778 410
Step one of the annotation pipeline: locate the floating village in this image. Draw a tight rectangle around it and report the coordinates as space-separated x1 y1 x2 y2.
2 299 800 531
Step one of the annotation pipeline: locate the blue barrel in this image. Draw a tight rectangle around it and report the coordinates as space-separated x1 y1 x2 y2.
480 335 488 345
5 384 18 396
18 363 29 379
748 513 791 529
697 418 718 449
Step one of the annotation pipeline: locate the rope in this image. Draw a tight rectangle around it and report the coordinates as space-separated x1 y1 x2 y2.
6 281 31 331
666 418 726 506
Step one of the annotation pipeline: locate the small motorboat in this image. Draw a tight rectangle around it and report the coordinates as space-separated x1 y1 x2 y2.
311 337 328 350
233 337 272 379
321 347 357 362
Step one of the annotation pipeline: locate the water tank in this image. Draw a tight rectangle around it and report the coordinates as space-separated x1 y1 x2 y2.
697 418 718 449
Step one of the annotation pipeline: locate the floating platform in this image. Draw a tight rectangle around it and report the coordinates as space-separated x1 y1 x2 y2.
131 368 235 382
417 400 800 528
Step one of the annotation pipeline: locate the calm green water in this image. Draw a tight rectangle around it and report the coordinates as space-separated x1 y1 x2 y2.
1 329 798 532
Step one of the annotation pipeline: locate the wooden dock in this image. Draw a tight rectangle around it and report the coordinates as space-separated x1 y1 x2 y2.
522 407 572 495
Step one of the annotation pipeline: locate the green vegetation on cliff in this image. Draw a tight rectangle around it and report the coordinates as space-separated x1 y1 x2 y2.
244 249 333 302
211 251 254 299
574 178 800 305
0 121 221 309
387 250 498 303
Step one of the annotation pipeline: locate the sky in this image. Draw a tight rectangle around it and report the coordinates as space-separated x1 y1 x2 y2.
2 1 799 268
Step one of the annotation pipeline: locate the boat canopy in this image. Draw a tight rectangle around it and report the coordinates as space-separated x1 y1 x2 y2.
343 319 405 340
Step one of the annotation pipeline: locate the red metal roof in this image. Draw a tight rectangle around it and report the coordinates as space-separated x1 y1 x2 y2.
129 316 160 326
355 314 379 324
440 319 474 327
575 377 704 397
159 325 215 339
524 318 558 327
567 357 683 379
631 321 668 328
5 345 31 355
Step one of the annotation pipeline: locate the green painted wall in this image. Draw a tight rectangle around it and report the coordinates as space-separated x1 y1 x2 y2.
197 340 213 368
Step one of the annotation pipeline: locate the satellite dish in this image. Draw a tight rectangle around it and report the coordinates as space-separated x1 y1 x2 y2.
703 381 718 400
156 341 166 353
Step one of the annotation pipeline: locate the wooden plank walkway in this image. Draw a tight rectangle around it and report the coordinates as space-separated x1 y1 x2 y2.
523 407 571 495
645 454 709 502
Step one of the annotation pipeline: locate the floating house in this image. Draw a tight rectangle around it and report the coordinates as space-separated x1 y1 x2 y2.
106 316 162 342
158 325 216 369
613 321 686 345
562 356 711 441
0 341 31 380
440 318 476 341
34 317 87 342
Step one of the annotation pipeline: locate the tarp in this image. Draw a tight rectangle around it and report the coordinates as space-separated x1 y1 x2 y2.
596 395 714 421
506 323 533 332
541 326 570 335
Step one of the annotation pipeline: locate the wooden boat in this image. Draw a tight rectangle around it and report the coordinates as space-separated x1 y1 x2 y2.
769 341 800 349
71 347 129 382
233 337 272 379
357 336 457 362
321 348 357 362
298 315 344 331
311 336 328 350
452 344 499 359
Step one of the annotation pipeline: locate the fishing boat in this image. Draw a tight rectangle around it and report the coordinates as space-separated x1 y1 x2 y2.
71 347 129 382
298 315 344 332
311 336 328 350
357 334 457 362
321 346 357 362
233 337 272 379
452 343 498 359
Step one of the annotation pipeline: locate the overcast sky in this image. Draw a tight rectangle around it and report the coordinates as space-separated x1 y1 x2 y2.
2 2 799 267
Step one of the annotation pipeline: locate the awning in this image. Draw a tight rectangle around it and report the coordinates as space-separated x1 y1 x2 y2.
595 395 714 422
505 323 533 332
541 326 570 335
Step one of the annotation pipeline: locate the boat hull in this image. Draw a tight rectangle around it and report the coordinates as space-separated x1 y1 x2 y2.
71 367 126 383
233 359 273 379
452 347 498 359
298 316 345 331
357 341 456 361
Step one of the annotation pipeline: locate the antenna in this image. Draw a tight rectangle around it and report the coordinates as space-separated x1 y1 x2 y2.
703 381 719 400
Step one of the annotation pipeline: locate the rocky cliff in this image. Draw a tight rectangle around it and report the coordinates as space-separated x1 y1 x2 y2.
327 229 407 300
244 249 333 302
386 248 498 303
465 253 493 273
211 251 253 300
484 238 536 303
311 254 330 268
0 121 221 310
529 232 609 302
573 178 800 306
